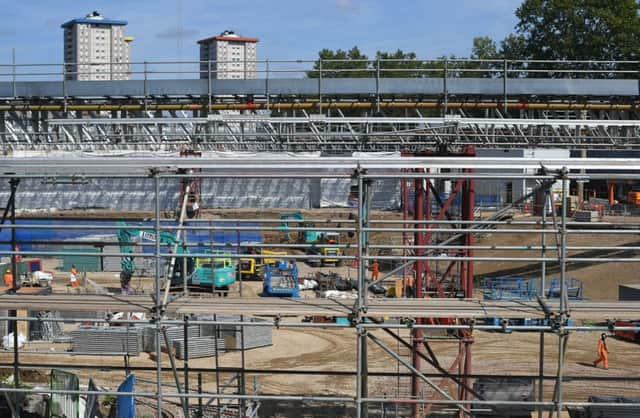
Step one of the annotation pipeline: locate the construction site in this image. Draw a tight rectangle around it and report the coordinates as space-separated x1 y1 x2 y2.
0 58 640 418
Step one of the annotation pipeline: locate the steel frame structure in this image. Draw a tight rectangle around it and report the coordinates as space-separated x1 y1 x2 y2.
3 110 640 152
0 156 639 418
1 58 640 152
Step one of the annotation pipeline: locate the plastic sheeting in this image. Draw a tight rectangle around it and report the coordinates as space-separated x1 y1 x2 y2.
0 220 262 252
0 151 401 211
320 152 401 209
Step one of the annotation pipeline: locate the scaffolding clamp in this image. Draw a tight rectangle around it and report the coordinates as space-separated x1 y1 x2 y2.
500 318 509 332
401 317 416 328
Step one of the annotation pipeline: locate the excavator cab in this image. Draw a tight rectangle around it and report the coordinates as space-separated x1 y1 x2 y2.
170 256 195 287
320 232 342 266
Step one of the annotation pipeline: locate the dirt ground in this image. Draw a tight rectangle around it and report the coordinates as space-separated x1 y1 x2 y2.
4 208 640 415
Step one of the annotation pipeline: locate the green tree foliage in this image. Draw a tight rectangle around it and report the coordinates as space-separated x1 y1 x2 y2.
374 50 426 78
309 47 434 78
513 0 640 61
470 37 498 60
308 1 640 81
307 46 370 78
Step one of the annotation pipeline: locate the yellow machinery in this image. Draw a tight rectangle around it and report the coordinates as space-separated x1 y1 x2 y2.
238 249 288 281
319 232 342 266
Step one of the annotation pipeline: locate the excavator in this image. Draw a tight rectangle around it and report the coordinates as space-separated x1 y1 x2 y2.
117 222 236 294
279 212 342 266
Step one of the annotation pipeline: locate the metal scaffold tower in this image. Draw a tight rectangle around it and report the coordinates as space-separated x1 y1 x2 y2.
0 155 638 417
0 58 640 417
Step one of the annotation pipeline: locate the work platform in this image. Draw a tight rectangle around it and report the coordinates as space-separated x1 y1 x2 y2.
0 294 637 320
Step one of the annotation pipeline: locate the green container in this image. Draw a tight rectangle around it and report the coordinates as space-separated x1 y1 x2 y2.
0 261 29 275
61 247 102 272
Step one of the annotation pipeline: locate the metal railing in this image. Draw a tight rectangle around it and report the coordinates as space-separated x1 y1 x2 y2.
0 58 638 82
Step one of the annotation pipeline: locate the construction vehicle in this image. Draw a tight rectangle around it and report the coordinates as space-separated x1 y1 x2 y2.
614 320 640 343
261 249 288 266
236 244 289 281
279 212 304 242
189 256 236 294
307 232 342 267
279 212 341 266
279 212 320 243
238 257 262 280
262 263 300 298
117 223 236 293
19 270 54 287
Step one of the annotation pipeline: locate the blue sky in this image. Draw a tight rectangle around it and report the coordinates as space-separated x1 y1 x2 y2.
0 0 519 64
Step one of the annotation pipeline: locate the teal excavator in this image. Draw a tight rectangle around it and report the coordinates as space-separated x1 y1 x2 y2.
117 222 236 294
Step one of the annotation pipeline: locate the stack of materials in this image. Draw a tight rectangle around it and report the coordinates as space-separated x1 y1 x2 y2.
197 314 272 350
473 377 534 417
588 396 640 417
173 336 226 359
574 210 601 222
143 325 201 352
70 326 144 356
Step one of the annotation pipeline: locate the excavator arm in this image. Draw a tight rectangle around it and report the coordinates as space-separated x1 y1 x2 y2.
117 222 185 288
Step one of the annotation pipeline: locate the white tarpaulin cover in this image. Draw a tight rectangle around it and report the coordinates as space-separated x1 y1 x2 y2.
0 152 400 210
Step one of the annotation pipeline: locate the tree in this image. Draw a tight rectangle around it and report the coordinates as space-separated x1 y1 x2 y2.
374 49 427 78
513 0 640 61
500 34 527 60
468 36 501 77
307 46 370 78
471 37 498 60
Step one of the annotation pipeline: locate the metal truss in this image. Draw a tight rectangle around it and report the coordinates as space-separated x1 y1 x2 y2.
2 113 640 152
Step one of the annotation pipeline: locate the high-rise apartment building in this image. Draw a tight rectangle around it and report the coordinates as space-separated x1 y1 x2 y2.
62 11 133 81
198 30 259 79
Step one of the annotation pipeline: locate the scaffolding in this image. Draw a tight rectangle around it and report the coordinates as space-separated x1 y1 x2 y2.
0 155 638 417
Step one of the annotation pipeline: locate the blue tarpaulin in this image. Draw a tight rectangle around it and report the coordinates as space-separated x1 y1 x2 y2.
0 219 262 252
117 374 136 418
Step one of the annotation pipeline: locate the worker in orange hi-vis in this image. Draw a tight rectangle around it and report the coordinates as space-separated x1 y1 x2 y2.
370 260 380 281
405 274 415 298
69 265 79 288
3 269 13 288
593 333 609 370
